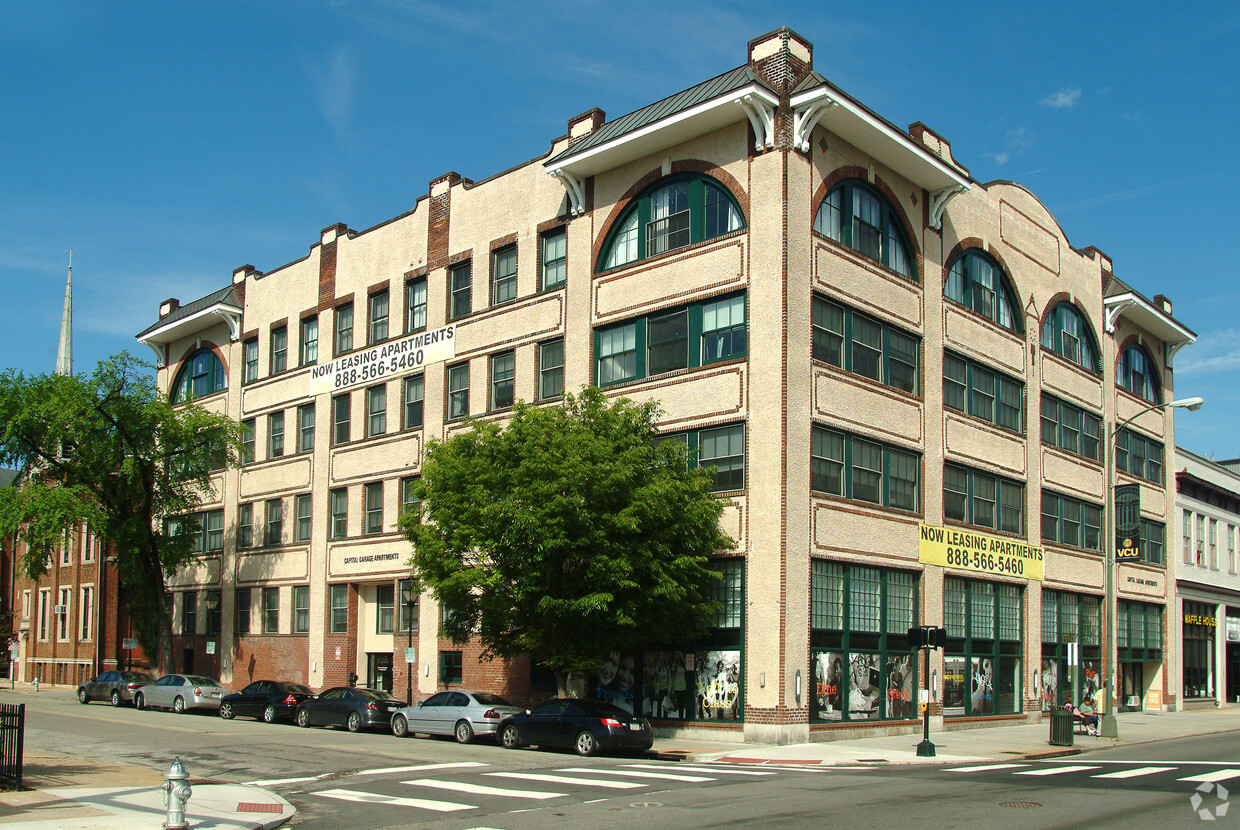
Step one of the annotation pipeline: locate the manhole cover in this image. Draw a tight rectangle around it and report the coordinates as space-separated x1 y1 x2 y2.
1001 802 1042 809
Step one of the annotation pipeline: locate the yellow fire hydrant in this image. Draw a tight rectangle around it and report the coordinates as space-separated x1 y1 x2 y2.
161 757 192 830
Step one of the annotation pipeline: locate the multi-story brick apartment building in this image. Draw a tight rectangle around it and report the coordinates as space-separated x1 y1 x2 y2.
135 28 1196 743
1175 447 1240 707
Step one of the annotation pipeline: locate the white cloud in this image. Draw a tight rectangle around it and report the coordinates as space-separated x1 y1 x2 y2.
305 45 357 139
985 152 1010 165
1042 88 1082 108
1006 127 1035 151
1177 328 1240 375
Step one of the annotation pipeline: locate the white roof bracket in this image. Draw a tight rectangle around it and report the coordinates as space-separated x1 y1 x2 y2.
213 308 242 342
929 185 968 230
142 341 167 369
549 168 587 216
735 95 775 151
1167 341 1188 368
793 94 837 153
1104 295 1137 334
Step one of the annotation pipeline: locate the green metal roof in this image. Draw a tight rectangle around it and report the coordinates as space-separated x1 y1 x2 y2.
547 65 770 165
137 285 237 339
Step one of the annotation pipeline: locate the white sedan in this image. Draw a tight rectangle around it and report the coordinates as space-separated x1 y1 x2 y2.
135 674 226 713
391 691 523 743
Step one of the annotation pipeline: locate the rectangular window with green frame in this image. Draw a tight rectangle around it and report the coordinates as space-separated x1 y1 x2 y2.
659 424 745 492
812 295 919 394
944 351 1024 434
1117 599 1163 661
1115 427 1164 485
595 292 746 386
1040 393 1101 461
810 562 918 722
944 462 1024 535
942 576 1022 717
1041 490 1102 551
811 425 920 513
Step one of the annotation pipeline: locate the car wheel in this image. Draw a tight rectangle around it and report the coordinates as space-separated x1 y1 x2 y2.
135 693 145 710
392 714 409 738
296 708 311 728
454 720 474 744
219 702 234 720
500 724 522 749
173 696 186 714
574 730 599 757
110 690 122 707
263 705 278 724
346 711 362 733
77 688 89 704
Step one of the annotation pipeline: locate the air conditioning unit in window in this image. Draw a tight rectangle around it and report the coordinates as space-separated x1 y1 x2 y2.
1125 696 1140 708
53 605 67 615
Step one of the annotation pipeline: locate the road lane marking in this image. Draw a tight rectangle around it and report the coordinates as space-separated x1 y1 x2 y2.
555 768 716 782
944 764 1029 773
1013 765 1100 776
244 773 332 786
313 788 473 811
1091 767 1177 779
404 779 564 799
486 772 646 789
358 762 489 776
1179 769 1240 783
627 764 775 776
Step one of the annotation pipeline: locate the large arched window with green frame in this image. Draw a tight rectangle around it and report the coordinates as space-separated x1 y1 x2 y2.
945 249 1021 333
171 349 227 403
1116 344 1161 404
1040 303 1100 373
813 179 916 281
598 174 745 271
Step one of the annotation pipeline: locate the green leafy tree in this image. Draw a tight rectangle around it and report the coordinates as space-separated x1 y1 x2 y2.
0 353 243 673
401 386 733 697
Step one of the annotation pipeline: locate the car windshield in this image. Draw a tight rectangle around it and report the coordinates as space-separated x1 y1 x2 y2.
184 676 218 686
578 700 634 717
281 683 312 694
472 693 512 706
122 672 154 682
358 689 399 701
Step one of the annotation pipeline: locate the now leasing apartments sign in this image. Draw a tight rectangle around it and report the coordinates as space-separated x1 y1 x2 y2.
918 523 1045 581
309 324 456 395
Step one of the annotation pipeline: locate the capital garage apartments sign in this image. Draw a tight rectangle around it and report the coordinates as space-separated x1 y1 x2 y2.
309 324 456 395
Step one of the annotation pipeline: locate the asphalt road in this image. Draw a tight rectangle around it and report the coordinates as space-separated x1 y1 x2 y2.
12 689 1240 829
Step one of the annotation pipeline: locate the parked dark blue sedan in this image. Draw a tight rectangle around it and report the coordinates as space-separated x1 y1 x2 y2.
497 699 653 756
219 680 314 723
295 687 402 732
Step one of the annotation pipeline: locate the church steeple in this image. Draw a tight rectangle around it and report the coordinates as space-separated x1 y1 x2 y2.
55 249 73 376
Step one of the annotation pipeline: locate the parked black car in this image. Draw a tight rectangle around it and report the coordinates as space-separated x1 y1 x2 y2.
497 698 653 756
77 670 156 706
219 680 315 723
295 686 402 732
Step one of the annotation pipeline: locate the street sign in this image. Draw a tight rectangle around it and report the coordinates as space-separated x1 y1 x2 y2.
404 647 416 664
1115 483 1142 560
122 638 137 650
206 641 216 655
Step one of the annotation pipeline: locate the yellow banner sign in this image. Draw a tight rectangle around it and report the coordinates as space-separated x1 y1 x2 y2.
918 523 1044 581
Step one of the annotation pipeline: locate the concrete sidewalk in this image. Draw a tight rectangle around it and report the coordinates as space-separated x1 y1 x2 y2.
0 755 293 830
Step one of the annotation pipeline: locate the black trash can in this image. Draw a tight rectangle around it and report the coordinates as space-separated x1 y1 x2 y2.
1048 709 1074 747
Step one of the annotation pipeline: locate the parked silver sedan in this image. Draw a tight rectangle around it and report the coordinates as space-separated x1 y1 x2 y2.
134 674 226 713
77 670 155 706
391 691 524 743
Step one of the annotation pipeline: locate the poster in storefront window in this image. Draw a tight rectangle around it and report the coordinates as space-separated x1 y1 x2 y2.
695 650 741 720
641 651 689 719
1081 659 1100 703
971 657 994 714
812 651 844 721
592 650 637 713
943 657 966 715
1040 658 1058 711
886 654 915 719
848 653 882 720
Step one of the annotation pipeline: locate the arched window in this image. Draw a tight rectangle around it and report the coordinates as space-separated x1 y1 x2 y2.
1117 345 1160 403
813 179 916 281
598 175 744 271
171 349 227 403
1040 303 1099 373
945 250 1021 333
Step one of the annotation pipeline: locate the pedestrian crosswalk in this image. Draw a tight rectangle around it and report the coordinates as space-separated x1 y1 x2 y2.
304 761 784 814
942 760 1240 786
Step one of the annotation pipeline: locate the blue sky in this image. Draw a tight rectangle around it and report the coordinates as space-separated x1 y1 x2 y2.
2 1 1237 458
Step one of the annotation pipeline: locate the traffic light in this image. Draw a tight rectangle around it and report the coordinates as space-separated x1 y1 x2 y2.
908 625 947 649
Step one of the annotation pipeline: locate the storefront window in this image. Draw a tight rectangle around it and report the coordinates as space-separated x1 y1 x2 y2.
943 577 1022 717
1041 589 1101 710
810 562 917 722
1183 600 1217 699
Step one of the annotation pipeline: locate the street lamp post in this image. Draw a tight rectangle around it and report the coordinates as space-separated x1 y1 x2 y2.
401 581 415 706
1102 395 1202 739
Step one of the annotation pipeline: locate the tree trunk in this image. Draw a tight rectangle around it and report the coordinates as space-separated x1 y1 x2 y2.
553 667 569 698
